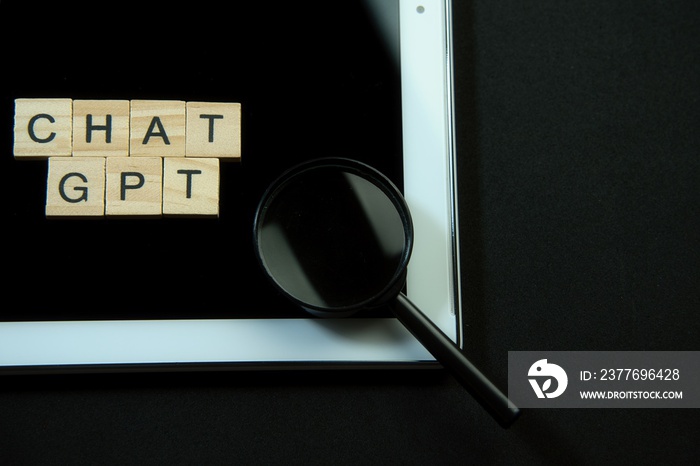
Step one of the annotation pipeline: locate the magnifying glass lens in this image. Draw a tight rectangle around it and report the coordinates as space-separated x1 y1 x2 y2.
255 161 410 312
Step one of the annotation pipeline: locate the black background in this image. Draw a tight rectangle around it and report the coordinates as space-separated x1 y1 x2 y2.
1 2 401 321
1 1 698 464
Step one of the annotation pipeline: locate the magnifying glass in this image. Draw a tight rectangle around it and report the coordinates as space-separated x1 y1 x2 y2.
253 158 520 428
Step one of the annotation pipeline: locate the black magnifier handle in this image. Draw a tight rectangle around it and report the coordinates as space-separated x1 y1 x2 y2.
391 293 521 428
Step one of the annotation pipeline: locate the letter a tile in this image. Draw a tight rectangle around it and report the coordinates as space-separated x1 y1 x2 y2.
130 100 186 157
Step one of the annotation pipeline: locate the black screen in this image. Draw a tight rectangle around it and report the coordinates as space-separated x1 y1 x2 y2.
0 2 402 320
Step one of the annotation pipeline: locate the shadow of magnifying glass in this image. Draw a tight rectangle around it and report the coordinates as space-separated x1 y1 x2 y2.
253 158 520 428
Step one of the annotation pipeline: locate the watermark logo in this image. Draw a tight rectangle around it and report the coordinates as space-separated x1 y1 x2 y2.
528 359 568 398
509 351 697 408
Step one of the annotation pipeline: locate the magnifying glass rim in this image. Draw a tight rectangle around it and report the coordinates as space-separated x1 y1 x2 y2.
253 157 414 314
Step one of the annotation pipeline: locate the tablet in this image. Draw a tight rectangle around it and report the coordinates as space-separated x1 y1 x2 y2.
0 0 461 373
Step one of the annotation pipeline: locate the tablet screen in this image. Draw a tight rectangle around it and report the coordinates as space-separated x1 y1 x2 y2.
1 2 402 321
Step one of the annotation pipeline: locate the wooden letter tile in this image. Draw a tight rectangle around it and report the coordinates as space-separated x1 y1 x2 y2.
46 157 105 217
186 102 241 160
14 98 73 159
73 100 130 157
163 158 219 216
106 157 163 216
130 100 186 157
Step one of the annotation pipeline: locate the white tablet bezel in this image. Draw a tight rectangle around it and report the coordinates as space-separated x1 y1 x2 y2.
0 0 461 373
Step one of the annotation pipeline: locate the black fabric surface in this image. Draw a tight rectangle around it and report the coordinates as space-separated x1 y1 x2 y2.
1 1 698 464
